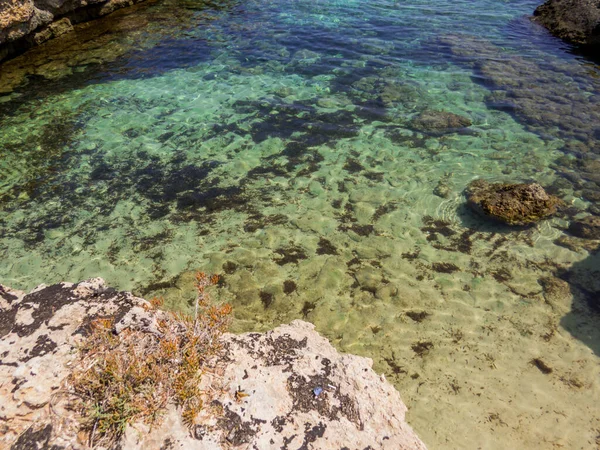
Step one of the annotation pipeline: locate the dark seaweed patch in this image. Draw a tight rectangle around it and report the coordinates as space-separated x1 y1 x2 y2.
176 186 244 212
421 216 456 238
222 261 238 275
301 301 316 317
373 203 396 221
316 238 338 255
363 171 384 182
260 291 274 308
339 223 375 236
233 98 359 146
283 280 297 294
0 111 83 209
157 131 175 143
122 128 141 139
431 262 460 273
412 341 434 357
274 246 308 265
384 356 407 375
1 139 254 249
343 158 364 173
530 358 553 374
244 213 288 232
346 257 360 267
401 248 420 261
406 311 430 323
296 162 321 177
491 268 512 283
134 231 172 252
246 164 288 180
137 276 180 296
337 202 357 225
421 216 475 254
281 141 309 159
89 162 114 181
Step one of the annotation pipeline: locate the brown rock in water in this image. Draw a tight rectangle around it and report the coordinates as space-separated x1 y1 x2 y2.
568 215 600 239
410 109 472 133
465 179 562 225
532 0 600 48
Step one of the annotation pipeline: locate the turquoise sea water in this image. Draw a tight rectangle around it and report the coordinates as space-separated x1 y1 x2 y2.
1 0 600 448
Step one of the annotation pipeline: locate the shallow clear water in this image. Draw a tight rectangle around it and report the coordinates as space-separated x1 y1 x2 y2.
1 0 600 448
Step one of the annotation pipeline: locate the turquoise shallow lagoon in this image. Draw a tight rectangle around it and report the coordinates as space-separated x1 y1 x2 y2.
1 0 600 448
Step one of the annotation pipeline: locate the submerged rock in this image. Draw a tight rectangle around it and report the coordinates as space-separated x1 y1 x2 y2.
433 178 452 198
410 109 472 133
289 49 321 66
465 179 562 225
532 0 600 48
568 215 600 239
436 33 600 221
0 279 427 449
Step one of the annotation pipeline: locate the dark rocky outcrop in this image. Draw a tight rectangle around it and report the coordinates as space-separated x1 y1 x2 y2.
532 0 600 48
0 0 147 62
465 179 562 225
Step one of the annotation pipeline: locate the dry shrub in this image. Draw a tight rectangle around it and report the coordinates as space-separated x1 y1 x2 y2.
69 273 230 447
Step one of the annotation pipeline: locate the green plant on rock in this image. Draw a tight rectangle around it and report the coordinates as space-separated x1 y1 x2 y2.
69 273 230 447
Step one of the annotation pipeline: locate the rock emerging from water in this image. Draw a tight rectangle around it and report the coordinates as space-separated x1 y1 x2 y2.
568 215 600 239
465 180 562 225
410 109 472 133
0 0 148 62
533 0 600 48
0 279 427 450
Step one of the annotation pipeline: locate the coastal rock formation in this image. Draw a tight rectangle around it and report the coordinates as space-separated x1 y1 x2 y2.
0 279 427 449
465 179 562 225
0 0 147 62
410 109 472 134
533 0 600 48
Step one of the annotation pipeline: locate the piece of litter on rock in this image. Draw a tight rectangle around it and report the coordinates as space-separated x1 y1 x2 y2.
313 387 323 397
327 384 336 390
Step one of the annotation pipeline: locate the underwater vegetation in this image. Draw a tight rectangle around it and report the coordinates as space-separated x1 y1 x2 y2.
0 0 599 448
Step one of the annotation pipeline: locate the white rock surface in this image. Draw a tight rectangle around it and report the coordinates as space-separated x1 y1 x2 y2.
0 279 427 449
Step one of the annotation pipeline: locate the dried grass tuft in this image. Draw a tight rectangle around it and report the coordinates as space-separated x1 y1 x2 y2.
69 273 230 447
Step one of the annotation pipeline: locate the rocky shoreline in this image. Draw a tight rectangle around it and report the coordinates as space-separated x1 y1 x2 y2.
0 0 148 62
0 279 427 449
532 0 600 49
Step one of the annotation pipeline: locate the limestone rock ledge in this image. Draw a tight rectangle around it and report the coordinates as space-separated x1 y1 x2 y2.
0 279 427 450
